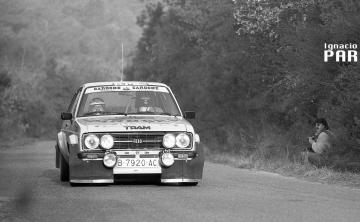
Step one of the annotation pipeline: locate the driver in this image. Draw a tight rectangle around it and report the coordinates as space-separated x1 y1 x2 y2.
138 96 154 112
88 98 105 113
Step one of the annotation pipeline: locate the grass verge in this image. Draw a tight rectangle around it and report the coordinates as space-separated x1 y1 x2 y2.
207 151 360 189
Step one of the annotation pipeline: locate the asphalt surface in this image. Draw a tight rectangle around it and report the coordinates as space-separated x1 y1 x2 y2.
1 140 360 222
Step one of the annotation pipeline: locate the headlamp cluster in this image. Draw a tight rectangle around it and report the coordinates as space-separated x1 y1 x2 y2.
162 133 191 149
83 134 114 150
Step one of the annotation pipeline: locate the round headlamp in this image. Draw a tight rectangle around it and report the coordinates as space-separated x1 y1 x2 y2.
100 134 114 149
160 151 175 167
103 152 117 168
176 133 190 148
162 134 176 148
84 134 99 150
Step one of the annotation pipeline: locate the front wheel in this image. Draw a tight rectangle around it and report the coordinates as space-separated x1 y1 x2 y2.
60 153 69 182
182 182 198 186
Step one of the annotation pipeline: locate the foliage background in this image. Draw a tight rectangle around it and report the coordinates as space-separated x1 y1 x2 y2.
0 0 152 138
127 0 360 166
1 0 360 167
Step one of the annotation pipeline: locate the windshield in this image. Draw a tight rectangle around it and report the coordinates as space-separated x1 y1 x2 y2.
77 85 181 117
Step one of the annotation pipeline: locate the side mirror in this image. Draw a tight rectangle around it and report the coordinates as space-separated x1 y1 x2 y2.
61 112 73 120
184 111 196 119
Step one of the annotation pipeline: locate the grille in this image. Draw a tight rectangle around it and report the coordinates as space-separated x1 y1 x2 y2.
112 132 165 149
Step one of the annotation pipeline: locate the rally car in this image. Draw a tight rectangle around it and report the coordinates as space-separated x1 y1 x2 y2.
55 81 204 185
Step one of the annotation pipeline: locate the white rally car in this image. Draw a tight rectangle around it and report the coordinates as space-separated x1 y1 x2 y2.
55 81 204 185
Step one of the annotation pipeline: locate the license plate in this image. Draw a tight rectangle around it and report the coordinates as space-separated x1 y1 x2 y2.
117 158 159 168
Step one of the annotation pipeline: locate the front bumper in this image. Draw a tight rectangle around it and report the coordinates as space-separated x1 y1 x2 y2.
68 144 204 184
161 179 200 183
70 179 114 183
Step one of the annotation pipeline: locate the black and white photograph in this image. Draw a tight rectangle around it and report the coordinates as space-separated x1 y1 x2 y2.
0 0 360 221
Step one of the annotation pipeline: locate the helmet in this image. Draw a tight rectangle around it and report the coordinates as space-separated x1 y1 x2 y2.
89 98 105 112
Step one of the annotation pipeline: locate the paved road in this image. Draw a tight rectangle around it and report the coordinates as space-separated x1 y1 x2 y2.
1 140 360 222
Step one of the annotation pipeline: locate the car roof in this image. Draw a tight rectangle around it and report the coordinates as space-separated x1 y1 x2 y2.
81 81 169 88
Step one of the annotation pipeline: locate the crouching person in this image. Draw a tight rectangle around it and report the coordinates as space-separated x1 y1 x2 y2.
304 118 334 167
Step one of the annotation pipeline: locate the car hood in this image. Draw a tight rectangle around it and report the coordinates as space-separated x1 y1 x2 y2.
76 115 192 133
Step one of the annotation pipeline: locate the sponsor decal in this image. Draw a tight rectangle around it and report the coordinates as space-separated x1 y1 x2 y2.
125 126 151 130
77 117 180 126
85 85 169 94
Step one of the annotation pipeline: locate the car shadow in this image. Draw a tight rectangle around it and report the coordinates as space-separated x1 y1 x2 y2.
113 174 161 186
40 170 196 187
40 169 112 187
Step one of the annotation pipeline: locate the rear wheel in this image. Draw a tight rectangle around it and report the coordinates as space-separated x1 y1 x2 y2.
60 153 69 182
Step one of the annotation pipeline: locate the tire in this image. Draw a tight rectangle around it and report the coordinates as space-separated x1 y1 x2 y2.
183 182 198 186
160 182 198 186
60 153 69 182
55 145 60 168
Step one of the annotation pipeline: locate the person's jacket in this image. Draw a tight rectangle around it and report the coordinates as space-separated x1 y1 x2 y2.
312 130 333 154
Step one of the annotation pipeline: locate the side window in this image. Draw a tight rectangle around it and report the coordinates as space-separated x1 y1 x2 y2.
67 88 82 115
